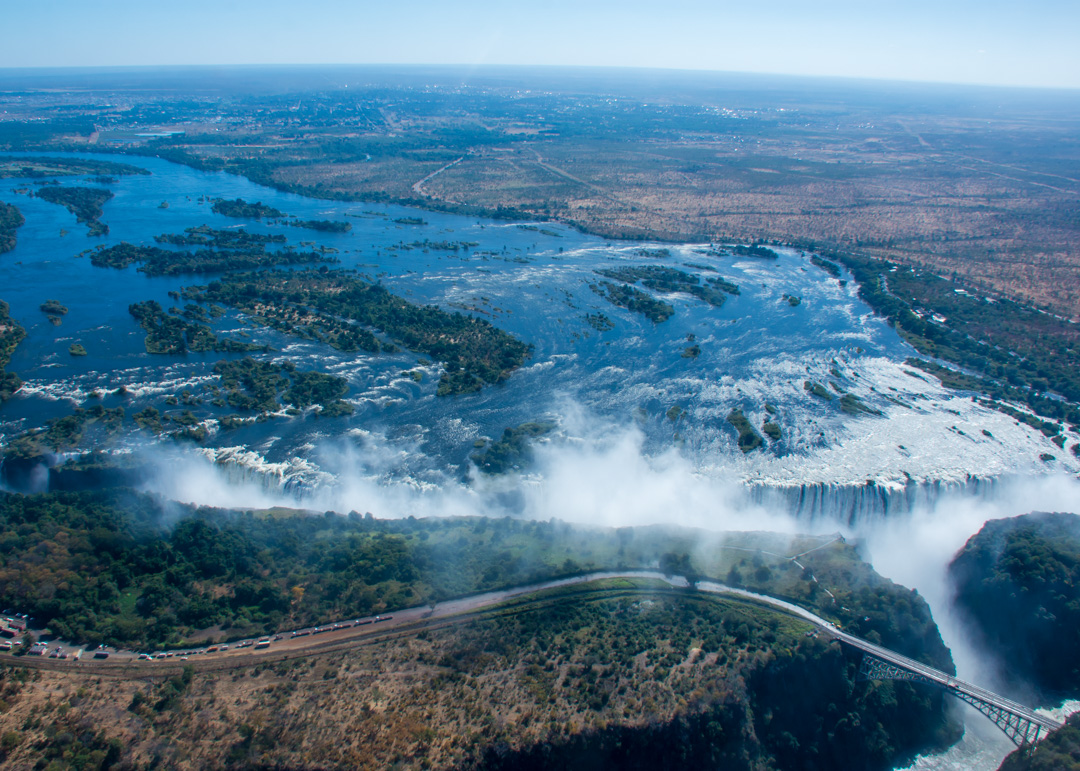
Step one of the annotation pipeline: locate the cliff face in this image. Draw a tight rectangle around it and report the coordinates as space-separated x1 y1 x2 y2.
949 511 1080 700
477 637 960 771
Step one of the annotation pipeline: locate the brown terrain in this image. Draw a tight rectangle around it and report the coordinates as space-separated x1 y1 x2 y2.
271 132 1080 316
2 69 1078 316
0 584 813 770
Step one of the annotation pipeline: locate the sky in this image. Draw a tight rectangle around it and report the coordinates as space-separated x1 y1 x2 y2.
3 0 1078 89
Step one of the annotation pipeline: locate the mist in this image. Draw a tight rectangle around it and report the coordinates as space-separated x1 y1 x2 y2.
135 402 1080 769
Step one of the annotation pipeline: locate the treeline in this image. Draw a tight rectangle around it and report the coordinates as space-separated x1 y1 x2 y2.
288 219 351 232
90 241 335 276
590 281 674 323
827 251 1080 430
470 601 958 771
0 489 953 670
33 186 113 236
595 265 738 309
128 300 265 355
211 197 285 219
0 300 25 401
187 270 532 396
949 511 1080 699
0 201 24 254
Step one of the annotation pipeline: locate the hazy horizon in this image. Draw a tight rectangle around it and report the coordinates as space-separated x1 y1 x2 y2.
3 0 1078 90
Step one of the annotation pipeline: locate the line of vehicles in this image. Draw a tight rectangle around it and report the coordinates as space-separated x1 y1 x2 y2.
89 614 395 662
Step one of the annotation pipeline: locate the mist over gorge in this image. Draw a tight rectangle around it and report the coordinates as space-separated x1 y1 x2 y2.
1 66 1080 770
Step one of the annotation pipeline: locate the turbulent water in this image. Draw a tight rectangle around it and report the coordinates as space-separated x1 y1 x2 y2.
1 151 1076 522
2 153 1079 771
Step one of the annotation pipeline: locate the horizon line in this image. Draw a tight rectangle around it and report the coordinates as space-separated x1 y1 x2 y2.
1 62 1078 95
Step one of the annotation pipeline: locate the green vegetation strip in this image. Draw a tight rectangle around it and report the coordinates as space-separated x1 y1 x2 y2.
828 251 1080 428
186 270 531 396
589 281 674 323
804 380 833 401
210 197 285 219
0 489 951 672
129 300 266 355
0 202 24 254
210 357 352 417
726 408 763 453
595 265 738 308
0 300 25 401
472 422 554 474
90 240 336 276
0 156 149 179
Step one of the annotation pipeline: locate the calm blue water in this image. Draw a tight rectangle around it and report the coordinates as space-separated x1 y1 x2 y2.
0 151 908 484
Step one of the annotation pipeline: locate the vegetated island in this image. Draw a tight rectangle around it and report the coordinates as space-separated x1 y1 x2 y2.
583 312 614 331
733 242 780 259
32 186 113 236
211 197 286 219
128 300 267 355
288 219 352 232
595 264 739 309
210 357 353 418
0 490 961 770
805 380 834 401
2 405 126 469
89 239 337 277
0 155 149 180
185 270 532 396
471 421 555 474
948 511 1080 701
589 281 674 323
0 201 24 254
726 408 763 453
39 299 68 326
156 225 287 248
0 300 25 401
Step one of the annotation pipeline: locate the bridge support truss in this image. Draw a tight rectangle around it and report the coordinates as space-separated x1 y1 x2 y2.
858 653 1052 747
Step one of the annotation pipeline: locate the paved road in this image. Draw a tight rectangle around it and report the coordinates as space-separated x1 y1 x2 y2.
0 569 1065 738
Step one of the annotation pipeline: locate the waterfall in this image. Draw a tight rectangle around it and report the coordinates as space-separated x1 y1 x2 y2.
743 477 1001 526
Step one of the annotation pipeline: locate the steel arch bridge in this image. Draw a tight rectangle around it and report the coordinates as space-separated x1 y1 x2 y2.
855 649 1061 747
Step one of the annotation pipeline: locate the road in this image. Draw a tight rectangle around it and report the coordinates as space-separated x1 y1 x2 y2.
0 570 1065 738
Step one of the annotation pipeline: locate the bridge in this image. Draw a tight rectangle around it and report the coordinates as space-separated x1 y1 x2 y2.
845 634 1062 747
691 580 1063 748
4 569 1062 748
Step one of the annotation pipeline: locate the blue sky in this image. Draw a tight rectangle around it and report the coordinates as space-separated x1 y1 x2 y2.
4 0 1078 89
